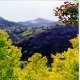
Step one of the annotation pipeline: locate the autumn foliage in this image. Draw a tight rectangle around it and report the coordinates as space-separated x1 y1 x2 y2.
0 30 22 80
54 1 78 26
0 29 78 80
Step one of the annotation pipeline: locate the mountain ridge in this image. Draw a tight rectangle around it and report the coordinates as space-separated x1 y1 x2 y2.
18 18 63 28
0 17 63 30
0 17 25 30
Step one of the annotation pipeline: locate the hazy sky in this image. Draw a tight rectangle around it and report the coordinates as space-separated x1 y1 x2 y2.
0 1 74 22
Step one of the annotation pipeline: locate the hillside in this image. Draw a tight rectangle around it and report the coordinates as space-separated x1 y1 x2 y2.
16 25 78 63
0 17 26 30
0 17 78 63
0 17 63 44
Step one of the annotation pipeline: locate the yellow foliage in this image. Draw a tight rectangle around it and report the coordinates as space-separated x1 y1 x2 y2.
0 30 79 80
51 37 79 80
0 30 22 80
70 36 78 49
21 53 49 80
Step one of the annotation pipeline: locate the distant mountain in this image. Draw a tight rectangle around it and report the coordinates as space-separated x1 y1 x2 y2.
0 17 26 30
0 17 63 30
29 18 53 23
18 18 63 28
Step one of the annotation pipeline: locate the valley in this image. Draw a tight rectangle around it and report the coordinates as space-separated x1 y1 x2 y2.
0 17 78 63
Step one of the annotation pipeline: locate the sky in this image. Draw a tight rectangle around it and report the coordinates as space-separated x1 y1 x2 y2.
0 1 74 22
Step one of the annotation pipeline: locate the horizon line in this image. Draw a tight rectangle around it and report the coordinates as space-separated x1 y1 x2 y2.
0 16 59 22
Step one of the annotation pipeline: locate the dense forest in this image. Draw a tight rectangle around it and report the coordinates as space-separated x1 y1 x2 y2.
0 1 79 80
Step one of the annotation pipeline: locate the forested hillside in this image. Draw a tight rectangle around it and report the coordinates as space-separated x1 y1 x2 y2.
17 25 78 63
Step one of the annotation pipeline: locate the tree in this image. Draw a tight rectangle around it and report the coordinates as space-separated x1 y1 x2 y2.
54 1 78 26
20 53 49 80
0 30 22 80
51 36 79 80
